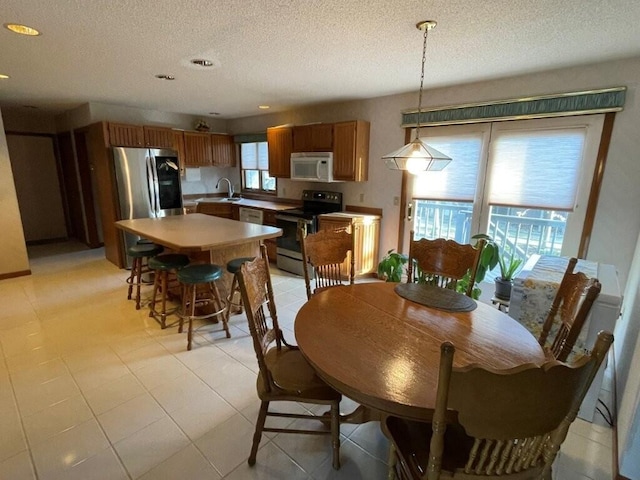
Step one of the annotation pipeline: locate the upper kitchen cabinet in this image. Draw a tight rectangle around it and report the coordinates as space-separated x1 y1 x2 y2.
211 134 236 167
333 120 370 182
108 123 144 147
183 131 213 166
292 124 333 152
143 126 174 149
267 126 293 178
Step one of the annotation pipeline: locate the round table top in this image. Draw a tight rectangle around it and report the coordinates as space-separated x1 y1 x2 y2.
294 282 546 420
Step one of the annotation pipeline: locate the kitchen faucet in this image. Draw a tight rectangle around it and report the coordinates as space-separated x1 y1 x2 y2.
216 177 234 198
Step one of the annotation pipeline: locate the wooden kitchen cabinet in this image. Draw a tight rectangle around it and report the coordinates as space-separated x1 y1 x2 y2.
183 132 213 166
195 202 233 218
333 120 370 182
262 210 278 262
108 123 144 147
318 212 380 276
211 134 236 167
172 130 186 170
143 126 174 148
292 124 334 152
267 126 293 178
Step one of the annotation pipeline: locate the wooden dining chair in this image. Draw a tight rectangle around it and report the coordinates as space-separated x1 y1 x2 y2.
407 234 485 297
383 330 613 480
538 257 602 362
237 245 342 469
300 226 355 300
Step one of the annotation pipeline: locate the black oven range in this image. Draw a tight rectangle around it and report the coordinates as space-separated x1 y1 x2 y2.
274 190 342 276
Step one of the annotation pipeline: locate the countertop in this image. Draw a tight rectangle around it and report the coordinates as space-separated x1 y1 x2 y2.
184 197 300 212
318 211 381 219
115 213 282 252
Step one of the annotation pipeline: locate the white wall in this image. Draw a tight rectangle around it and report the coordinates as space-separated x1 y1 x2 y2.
615 231 640 479
0 109 30 277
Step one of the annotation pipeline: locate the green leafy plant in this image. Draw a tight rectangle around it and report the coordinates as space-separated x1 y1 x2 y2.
453 233 500 299
472 233 500 283
377 249 408 282
497 254 523 281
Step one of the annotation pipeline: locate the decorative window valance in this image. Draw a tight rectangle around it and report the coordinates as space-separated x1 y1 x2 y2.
401 87 626 127
233 133 267 143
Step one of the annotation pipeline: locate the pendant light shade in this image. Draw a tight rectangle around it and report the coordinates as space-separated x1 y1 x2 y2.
383 138 451 174
382 20 452 174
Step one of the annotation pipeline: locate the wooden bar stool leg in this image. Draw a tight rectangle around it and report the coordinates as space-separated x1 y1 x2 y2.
210 282 230 338
159 271 169 328
187 284 197 351
135 257 143 310
127 257 139 300
223 274 239 324
149 269 161 319
178 284 187 334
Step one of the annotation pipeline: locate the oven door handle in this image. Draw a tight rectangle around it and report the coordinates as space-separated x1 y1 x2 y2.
275 214 313 224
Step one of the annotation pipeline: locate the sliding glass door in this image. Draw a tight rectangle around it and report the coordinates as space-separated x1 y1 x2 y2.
402 115 605 272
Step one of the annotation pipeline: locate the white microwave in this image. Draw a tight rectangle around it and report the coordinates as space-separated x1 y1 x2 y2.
290 152 339 182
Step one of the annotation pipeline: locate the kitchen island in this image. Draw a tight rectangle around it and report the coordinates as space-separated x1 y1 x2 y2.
115 213 282 285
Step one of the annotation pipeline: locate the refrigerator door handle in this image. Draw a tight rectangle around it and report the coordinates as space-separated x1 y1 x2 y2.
146 155 157 215
150 153 161 216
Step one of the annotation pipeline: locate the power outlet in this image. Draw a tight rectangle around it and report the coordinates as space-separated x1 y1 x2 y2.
393 196 400 206
283 187 287 197
359 193 365 203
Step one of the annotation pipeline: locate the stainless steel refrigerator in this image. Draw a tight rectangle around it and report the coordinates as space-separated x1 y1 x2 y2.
113 147 183 267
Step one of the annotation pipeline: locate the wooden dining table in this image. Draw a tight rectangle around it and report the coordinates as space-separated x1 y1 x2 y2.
294 282 546 421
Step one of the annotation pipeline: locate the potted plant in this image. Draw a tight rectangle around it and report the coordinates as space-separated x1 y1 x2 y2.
494 254 523 300
377 249 408 282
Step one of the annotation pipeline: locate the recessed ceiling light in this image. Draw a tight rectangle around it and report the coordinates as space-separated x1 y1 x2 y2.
155 74 175 80
0 74 9 79
209 112 221 116
258 105 270 110
191 59 214 67
4 23 41 36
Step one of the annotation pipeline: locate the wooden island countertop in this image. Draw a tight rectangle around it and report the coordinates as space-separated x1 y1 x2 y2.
115 213 282 253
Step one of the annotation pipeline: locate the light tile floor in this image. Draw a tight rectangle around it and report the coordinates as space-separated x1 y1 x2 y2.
0 242 615 479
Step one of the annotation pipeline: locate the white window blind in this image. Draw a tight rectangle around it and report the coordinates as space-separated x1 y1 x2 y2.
487 128 586 211
257 142 268 170
241 143 257 169
242 142 269 169
412 134 483 201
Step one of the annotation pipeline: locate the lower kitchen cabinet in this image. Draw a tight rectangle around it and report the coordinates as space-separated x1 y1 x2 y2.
195 202 234 218
318 212 380 276
262 210 278 262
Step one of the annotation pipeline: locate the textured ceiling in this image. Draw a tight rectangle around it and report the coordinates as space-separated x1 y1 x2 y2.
1 0 639 119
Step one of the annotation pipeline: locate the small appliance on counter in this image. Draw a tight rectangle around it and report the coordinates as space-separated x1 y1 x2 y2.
113 147 183 267
274 190 342 275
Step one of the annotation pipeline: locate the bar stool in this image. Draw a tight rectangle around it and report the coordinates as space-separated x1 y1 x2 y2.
223 257 255 324
177 263 229 350
148 254 190 329
126 243 164 310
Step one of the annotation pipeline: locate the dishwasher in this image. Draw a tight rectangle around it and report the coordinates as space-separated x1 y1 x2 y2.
239 207 264 225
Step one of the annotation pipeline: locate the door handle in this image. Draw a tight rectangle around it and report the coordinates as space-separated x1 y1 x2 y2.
146 156 156 214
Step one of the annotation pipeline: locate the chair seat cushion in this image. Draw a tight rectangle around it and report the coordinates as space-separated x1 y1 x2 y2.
177 264 223 284
385 416 475 476
226 257 255 274
260 346 340 401
149 254 190 271
127 243 164 258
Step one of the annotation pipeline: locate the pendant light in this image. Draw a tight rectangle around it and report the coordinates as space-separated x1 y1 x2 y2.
382 20 452 174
